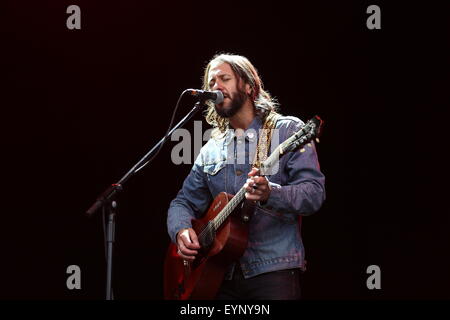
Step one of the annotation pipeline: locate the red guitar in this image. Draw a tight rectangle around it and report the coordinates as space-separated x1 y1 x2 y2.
164 116 323 300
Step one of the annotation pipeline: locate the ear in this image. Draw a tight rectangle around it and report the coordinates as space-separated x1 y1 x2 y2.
245 83 252 96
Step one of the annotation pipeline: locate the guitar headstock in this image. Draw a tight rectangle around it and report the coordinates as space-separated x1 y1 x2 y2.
259 115 324 175
280 115 324 154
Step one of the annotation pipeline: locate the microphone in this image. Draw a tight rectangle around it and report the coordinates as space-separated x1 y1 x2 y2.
186 89 224 104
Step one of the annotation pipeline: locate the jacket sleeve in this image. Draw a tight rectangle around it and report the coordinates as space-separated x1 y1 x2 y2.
261 120 326 215
167 156 213 243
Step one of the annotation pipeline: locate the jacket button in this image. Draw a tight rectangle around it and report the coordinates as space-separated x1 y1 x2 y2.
236 170 243 176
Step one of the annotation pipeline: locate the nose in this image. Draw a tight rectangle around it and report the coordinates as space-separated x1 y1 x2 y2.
211 80 224 92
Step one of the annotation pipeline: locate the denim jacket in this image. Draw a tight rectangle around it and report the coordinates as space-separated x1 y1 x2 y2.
167 114 325 278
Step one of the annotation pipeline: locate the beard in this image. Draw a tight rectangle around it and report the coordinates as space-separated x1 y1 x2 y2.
214 89 247 118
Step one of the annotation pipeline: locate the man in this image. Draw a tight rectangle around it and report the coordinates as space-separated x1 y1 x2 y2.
167 53 325 300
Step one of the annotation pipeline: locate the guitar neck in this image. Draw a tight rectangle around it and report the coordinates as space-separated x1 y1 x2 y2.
212 186 246 231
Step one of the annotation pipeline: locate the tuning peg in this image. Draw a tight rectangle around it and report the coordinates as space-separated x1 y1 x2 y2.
300 148 306 153
315 138 320 143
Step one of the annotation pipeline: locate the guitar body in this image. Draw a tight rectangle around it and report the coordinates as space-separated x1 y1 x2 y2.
164 192 254 300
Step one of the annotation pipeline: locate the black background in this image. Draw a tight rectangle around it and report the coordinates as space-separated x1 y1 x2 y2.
1 1 448 300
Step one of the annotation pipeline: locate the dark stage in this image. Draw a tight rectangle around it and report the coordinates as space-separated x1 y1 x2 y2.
1 1 449 301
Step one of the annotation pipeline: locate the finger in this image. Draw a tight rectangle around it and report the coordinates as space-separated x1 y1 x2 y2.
245 192 262 201
188 229 201 249
178 250 195 261
245 185 264 195
178 241 198 256
254 183 268 192
246 179 256 187
179 229 197 250
179 251 196 260
179 229 191 243
248 178 264 193
182 236 200 250
247 186 257 193
249 189 264 196
247 167 260 177
178 230 198 252
253 176 268 185
177 246 193 260
244 182 255 193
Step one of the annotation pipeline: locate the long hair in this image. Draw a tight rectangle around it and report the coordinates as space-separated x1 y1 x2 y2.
202 53 280 134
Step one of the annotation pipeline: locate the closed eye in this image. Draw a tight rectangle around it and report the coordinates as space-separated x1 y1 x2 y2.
208 74 232 88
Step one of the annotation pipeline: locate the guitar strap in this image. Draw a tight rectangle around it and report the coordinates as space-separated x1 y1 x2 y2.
252 112 307 272
252 111 281 169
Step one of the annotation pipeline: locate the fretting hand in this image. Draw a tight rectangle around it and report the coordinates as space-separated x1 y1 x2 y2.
244 167 271 202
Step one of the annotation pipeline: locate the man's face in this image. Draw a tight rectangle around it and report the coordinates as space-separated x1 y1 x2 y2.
207 62 249 118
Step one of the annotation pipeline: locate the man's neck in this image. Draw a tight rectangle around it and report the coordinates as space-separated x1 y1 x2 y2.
229 101 255 131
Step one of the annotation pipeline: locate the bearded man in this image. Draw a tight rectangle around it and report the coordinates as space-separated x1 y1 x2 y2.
167 53 325 300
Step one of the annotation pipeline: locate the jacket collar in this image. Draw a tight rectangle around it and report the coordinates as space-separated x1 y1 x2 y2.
224 116 262 145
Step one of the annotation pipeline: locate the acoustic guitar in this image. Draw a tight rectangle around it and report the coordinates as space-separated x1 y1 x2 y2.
164 115 323 300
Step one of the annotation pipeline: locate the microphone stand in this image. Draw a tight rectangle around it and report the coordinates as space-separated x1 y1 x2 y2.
86 99 208 300
105 200 116 300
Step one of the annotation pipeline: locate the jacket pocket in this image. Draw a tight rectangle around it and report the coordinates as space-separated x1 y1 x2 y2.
203 161 226 176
